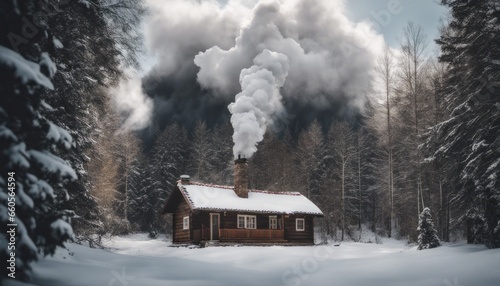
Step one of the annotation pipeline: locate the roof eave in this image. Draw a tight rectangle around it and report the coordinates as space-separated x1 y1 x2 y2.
191 207 323 216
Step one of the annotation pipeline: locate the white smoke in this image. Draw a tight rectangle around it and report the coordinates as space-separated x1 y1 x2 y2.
141 0 386 145
192 0 384 158
114 74 153 131
144 0 250 78
194 0 384 108
229 49 289 158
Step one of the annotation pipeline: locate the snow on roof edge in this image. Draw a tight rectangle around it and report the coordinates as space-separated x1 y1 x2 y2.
176 181 324 216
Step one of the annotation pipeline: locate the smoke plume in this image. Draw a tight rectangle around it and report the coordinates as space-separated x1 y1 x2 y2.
114 74 153 131
229 49 289 158
141 0 385 140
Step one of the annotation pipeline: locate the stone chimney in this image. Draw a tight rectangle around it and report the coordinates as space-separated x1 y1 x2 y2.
234 155 248 198
180 174 190 185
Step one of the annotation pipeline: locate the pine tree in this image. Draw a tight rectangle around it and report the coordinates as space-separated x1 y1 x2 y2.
187 120 214 182
417 207 441 250
44 0 145 239
148 124 189 233
425 0 500 248
128 153 157 234
0 1 75 280
210 122 233 185
296 120 325 199
249 131 294 192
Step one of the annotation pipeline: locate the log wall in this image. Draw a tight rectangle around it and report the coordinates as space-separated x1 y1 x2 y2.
284 215 314 243
173 199 191 243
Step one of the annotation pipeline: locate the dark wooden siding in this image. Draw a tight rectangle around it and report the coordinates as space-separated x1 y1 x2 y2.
171 200 316 244
257 213 268 229
173 199 191 243
284 215 314 243
192 210 210 230
223 212 237 229
191 211 211 241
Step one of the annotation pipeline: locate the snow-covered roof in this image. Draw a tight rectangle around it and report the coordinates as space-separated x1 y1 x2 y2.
176 181 323 216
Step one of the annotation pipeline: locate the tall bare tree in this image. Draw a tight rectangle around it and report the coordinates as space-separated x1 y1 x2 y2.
328 122 356 241
375 45 397 237
87 98 122 234
398 21 429 217
117 129 141 227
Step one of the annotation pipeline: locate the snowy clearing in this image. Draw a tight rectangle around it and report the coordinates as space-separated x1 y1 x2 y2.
5 234 500 286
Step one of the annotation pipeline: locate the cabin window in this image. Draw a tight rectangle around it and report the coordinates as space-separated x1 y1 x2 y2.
269 216 277 229
237 215 257 229
296 218 305 231
238 215 245 228
247 216 256 229
183 216 189 230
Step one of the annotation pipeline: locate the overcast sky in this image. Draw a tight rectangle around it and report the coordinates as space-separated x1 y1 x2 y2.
140 0 448 74
345 0 448 52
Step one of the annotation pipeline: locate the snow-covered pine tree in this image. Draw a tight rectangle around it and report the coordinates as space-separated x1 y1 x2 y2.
187 120 214 182
250 131 283 190
128 154 154 232
44 0 145 240
417 207 441 250
426 0 500 248
148 124 189 233
296 120 325 199
44 1 120 245
354 125 378 232
0 1 75 280
210 122 234 185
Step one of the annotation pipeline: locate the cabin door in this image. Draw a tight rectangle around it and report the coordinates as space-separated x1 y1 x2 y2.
210 213 220 240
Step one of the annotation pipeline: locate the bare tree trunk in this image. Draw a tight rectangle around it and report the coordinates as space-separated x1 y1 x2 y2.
119 130 140 232
376 46 396 238
417 183 420 216
401 22 428 225
328 122 355 241
358 141 362 230
446 192 450 242
439 178 443 238
341 158 345 241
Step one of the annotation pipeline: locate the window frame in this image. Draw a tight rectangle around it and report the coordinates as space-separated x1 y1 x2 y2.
237 214 257 229
269 215 278 229
246 216 256 229
183 216 189 230
237 215 246 229
296 218 305 231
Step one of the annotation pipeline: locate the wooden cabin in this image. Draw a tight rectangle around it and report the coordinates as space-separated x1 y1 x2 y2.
162 158 323 245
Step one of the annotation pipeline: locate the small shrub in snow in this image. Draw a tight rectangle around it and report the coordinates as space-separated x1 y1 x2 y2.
417 208 441 250
106 216 131 236
148 230 159 239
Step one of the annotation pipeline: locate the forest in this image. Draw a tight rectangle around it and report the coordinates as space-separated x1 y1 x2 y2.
0 0 499 281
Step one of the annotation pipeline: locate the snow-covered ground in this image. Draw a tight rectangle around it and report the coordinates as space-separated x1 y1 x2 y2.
5 234 500 286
